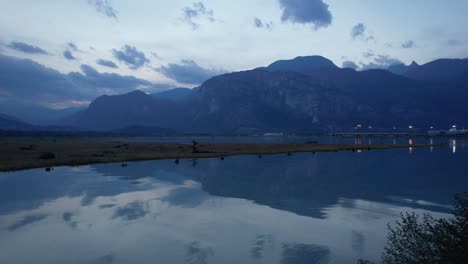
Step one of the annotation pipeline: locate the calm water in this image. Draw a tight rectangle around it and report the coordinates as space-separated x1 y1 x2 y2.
0 138 467 264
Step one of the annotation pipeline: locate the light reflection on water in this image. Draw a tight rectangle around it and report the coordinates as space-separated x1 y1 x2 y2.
0 138 466 264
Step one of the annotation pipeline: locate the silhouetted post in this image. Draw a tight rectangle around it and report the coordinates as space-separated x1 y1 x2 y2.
192 140 199 153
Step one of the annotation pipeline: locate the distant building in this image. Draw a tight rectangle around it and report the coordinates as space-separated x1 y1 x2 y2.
427 126 468 136
263 132 284 136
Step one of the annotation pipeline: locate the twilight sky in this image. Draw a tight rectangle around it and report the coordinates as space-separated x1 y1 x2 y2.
0 0 467 108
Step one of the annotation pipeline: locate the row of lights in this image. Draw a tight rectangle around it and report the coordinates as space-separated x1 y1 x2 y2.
354 125 459 130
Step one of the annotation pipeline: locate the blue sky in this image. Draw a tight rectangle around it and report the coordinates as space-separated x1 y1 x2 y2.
0 0 467 108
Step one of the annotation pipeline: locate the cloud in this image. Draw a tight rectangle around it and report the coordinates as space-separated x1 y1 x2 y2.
158 59 226 84
445 39 464 46
63 50 76 60
351 23 365 39
96 59 118 68
67 42 78 51
182 2 216 29
254 18 273 30
6 41 48 55
112 45 149 70
342 61 359 70
402 40 415 48
87 0 118 21
351 23 374 41
363 50 375 58
360 55 403 70
0 54 166 108
278 0 332 29
70 64 152 91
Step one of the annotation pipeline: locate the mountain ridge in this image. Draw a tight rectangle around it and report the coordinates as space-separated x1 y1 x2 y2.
8 55 468 133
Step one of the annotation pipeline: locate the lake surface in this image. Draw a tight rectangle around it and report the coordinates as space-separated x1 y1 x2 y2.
0 138 467 264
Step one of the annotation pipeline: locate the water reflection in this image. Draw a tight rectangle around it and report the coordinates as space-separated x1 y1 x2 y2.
281 243 330 264
112 201 149 221
451 139 457 154
0 139 466 264
8 214 47 231
251 234 274 260
185 241 214 264
94 254 116 264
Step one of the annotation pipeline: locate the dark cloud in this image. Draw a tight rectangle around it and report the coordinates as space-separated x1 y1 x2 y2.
0 54 78 105
96 59 118 69
254 18 273 30
158 59 226 84
7 41 48 55
402 40 415 48
87 0 118 20
278 0 332 29
63 50 76 60
62 212 78 229
112 45 149 70
70 64 152 91
0 54 165 108
360 55 403 70
342 61 359 70
182 2 216 29
67 42 78 51
351 23 365 39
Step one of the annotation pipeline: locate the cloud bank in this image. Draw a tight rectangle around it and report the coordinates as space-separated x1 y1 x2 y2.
0 54 165 107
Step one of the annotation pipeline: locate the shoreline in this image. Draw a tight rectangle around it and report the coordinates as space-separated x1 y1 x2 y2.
0 140 435 172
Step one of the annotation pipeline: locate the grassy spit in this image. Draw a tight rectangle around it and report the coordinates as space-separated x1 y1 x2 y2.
0 139 435 172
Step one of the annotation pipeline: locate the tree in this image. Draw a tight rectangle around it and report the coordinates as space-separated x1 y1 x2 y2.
382 193 468 264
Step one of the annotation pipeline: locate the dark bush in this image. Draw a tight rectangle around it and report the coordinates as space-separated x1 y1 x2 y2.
19 144 36 151
39 152 56 160
382 193 468 264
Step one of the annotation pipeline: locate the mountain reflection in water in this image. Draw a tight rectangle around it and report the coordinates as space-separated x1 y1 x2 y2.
0 139 466 264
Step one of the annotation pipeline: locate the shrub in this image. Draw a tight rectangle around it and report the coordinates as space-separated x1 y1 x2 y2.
39 152 56 160
382 193 468 264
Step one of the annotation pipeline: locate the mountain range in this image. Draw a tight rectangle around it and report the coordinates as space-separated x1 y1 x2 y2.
2 56 467 134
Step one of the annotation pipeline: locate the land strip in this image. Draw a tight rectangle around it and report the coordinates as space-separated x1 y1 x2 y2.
0 140 434 172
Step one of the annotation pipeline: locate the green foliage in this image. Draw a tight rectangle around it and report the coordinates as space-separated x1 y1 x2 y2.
382 193 468 264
